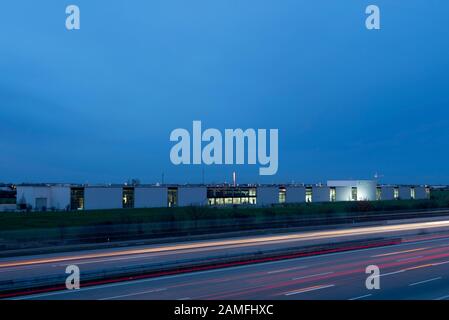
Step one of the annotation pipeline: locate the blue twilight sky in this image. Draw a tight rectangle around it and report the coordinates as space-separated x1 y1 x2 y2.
1 1 449 185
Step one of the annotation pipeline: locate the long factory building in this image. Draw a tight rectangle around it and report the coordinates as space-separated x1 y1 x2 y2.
13 180 430 211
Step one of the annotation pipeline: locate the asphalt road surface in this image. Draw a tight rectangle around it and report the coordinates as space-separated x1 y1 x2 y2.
10 232 449 300
3 217 449 288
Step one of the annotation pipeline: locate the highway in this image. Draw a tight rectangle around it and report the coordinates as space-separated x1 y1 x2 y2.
3 217 449 299
13 235 449 300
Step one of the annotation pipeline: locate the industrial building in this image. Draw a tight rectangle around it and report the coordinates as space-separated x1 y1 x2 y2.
328 180 377 201
11 180 430 212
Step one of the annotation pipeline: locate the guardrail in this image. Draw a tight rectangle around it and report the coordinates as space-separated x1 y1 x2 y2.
1 208 449 254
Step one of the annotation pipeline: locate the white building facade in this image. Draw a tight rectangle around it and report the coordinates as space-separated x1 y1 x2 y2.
16 185 71 211
327 180 377 201
177 186 208 207
256 186 279 206
134 187 167 208
13 180 431 211
285 186 306 203
84 187 122 210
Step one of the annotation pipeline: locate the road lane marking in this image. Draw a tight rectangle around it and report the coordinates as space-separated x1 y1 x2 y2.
396 256 423 262
267 266 308 274
403 264 433 271
348 294 372 300
292 271 334 280
285 284 335 296
98 288 167 300
372 247 428 258
408 277 442 286
379 270 405 277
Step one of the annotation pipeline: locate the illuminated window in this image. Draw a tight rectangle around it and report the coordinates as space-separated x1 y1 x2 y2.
351 187 357 201
168 187 178 207
330 187 336 202
279 187 286 204
306 187 312 203
376 187 381 201
206 187 257 206
249 188 256 197
70 187 84 210
122 187 134 209
394 187 399 200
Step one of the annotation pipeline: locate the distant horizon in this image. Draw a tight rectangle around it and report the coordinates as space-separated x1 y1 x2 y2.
0 176 441 187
